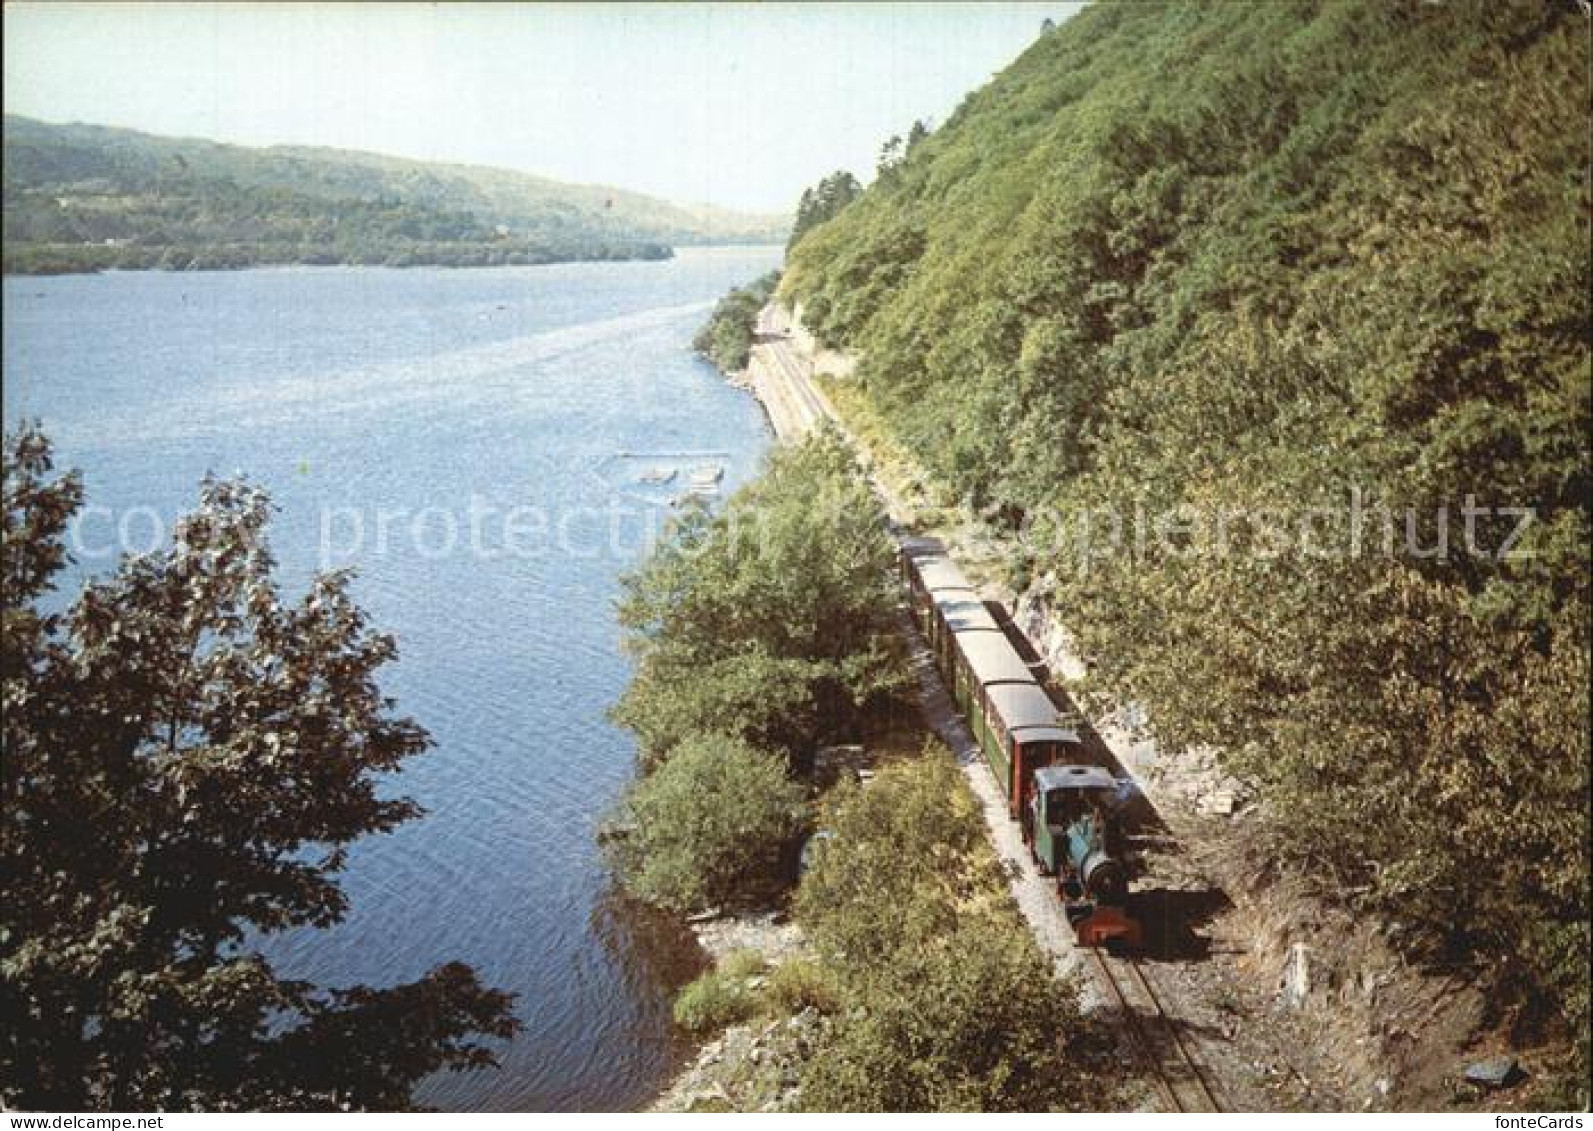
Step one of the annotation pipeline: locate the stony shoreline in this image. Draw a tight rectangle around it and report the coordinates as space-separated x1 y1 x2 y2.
647 912 817 1113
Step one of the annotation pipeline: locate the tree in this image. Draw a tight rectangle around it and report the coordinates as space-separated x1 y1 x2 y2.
794 747 1003 967
787 171 862 252
609 733 806 912
611 431 905 766
875 135 904 183
1 426 520 1111
692 270 781 373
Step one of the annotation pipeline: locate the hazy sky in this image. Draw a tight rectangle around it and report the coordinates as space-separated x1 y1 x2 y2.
4 2 1083 214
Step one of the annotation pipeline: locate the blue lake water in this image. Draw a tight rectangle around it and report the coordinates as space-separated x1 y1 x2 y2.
2 248 781 1111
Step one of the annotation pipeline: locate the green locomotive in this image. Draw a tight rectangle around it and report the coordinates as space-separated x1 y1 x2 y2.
1026 764 1140 948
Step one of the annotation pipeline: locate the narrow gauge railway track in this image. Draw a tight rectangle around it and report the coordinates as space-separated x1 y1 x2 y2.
786 358 831 428
766 339 830 431
1090 950 1221 1112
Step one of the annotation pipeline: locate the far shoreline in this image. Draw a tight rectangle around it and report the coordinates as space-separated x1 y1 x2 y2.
1 243 788 281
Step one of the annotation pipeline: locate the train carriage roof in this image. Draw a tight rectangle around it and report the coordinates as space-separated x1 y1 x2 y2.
1034 764 1116 793
917 557 974 595
987 682 1080 745
1013 723 1080 746
936 596 1000 635
956 631 1039 687
900 535 948 561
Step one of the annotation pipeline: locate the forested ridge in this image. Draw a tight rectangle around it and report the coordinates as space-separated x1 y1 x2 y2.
783 0 1591 1068
2 116 787 273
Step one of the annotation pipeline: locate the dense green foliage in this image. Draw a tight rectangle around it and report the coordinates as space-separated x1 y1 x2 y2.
611 432 905 766
784 0 1591 1062
795 749 1105 1112
608 433 905 914
795 746 1008 968
670 950 840 1039
762 957 840 1017
788 171 862 252
611 734 805 912
3 116 787 273
1 428 518 1110
693 270 782 372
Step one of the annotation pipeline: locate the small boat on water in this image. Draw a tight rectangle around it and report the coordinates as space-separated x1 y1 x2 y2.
663 464 728 507
637 466 677 485
688 464 725 490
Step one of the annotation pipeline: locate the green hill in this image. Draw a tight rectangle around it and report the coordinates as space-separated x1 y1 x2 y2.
785 0 1589 1076
2 115 788 273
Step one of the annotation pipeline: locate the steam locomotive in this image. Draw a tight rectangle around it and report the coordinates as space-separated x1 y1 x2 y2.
900 536 1141 949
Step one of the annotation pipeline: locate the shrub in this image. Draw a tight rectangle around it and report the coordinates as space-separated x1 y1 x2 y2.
693 270 781 372
800 920 1099 1113
673 970 760 1034
719 949 768 980
794 745 1006 966
765 958 840 1016
673 949 780 1033
791 743 1109 1111
611 733 806 912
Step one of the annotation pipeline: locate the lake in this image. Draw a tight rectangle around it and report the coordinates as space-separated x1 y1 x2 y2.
1 247 782 1111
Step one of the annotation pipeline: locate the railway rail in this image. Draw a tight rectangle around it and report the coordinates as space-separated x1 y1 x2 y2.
1090 949 1222 1112
763 337 829 433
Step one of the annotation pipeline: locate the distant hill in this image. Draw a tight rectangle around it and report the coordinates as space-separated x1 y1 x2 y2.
1 116 788 273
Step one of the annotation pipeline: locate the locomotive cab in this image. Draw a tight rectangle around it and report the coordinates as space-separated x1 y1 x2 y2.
1027 764 1141 949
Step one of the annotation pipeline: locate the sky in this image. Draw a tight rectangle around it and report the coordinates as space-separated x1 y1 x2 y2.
4 2 1083 215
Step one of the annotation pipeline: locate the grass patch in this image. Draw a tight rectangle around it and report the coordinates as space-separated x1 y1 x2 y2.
674 966 764 1034
765 958 841 1016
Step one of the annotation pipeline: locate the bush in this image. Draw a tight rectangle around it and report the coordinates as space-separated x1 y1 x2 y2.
611 733 806 912
693 271 781 372
791 745 1109 1111
765 958 840 1016
673 949 778 1033
719 949 768 980
674 970 760 1034
800 921 1098 1112
612 432 907 765
795 745 1006 966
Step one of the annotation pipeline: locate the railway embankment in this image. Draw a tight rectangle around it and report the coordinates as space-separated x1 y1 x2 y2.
746 299 1538 1112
